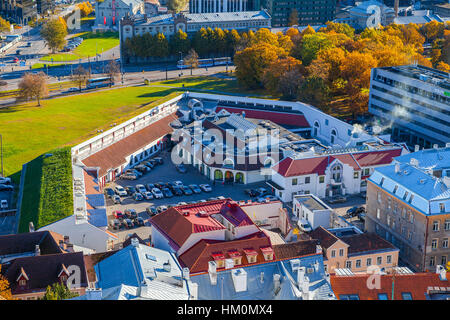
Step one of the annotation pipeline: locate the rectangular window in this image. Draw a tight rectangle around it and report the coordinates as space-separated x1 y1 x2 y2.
340 294 359 300
378 293 388 300
433 221 439 231
356 260 361 268
380 177 385 186
339 249 344 257
345 261 352 269
440 203 445 212
430 256 435 267
367 258 372 266
445 220 450 231
319 176 325 183
393 185 398 194
441 256 447 266
364 168 370 176
388 198 391 209
408 194 414 204
331 250 336 258
377 208 381 219
292 178 298 185
401 292 413 300
377 256 382 265
354 172 359 179
377 192 381 203
442 238 448 248
432 239 438 249
386 255 392 264
403 191 409 200
305 177 310 184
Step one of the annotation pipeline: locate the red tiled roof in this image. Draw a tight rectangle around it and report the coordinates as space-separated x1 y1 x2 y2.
352 149 402 168
215 107 310 128
82 112 178 178
273 156 331 177
272 240 319 260
330 272 449 300
340 233 398 255
178 231 272 274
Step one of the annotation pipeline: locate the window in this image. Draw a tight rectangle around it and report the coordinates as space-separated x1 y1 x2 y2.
367 258 372 266
354 172 359 179
401 292 413 300
345 261 352 269
386 255 392 264
432 239 438 249
440 203 445 213
376 208 381 219
441 256 447 266
292 178 298 185
442 238 448 248
340 294 359 300
378 293 388 300
377 192 381 203
387 215 391 226
331 250 336 258
388 198 391 209
393 185 398 194
319 176 325 183
339 249 344 257
305 177 310 184
364 168 370 176
408 194 414 204
19 279 26 286
380 178 385 186
377 256 382 265
356 260 361 268
445 220 450 231
432 221 439 231
430 256 435 267
403 191 409 200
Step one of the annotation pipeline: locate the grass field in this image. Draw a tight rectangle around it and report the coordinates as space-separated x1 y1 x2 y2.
18 147 73 233
0 76 246 177
41 31 119 62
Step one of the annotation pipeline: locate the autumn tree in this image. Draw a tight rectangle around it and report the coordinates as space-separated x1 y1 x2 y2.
18 72 49 106
298 76 331 111
40 18 68 53
319 21 355 39
262 56 303 99
307 47 346 94
298 33 333 65
72 65 89 91
0 16 11 32
0 265 13 300
170 29 190 55
225 29 241 55
168 0 188 12
235 43 280 89
420 21 444 43
436 61 450 73
77 1 94 17
288 9 299 27
183 49 199 75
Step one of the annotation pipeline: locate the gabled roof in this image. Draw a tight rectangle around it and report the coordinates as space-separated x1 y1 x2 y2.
178 231 272 274
82 112 178 178
273 156 331 177
0 231 65 257
331 272 449 300
340 233 398 256
272 240 319 260
352 149 403 168
310 226 342 249
2 252 88 295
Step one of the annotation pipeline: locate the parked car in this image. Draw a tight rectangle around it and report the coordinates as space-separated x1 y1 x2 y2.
199 184 212 192
142 161 154 169
216 196 226 200
297 219 312 232
151 188 164 199
146 206 157 216
112 195 121 204
161 187 174 198
174 180 183 187
125 186 137 195
136 184 147 194
0 184 13 191
167 181 178 190
189 184 202 194
13 57 19 63
113 210 125 220
143 191 154 200
109 219 121 230
176 164 187 173
148 159 158 166
125 209 138 219
125 169 142 178
123 218 134 229
121 174 137 180
180 186 193 195
0 177 11 185
156 205 168 213
256 188 269 197
346 206 365 217
198 199 207 203
207 197 217 201
154 182 165 189
245 189 259 197
153 157 163 164
146 183 156 191
172 186 183 196
134 217 145 227
0 200 8 210
135 165 150 173
328 195 347 204
133 192 144 201
257 195 278 202
114 186 127 196
104 188 115 198
177 201 188 206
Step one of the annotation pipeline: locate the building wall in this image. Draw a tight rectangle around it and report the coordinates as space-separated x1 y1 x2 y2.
13 287 86 300
270 0 336 27
151 226 176 253
96 0 144 27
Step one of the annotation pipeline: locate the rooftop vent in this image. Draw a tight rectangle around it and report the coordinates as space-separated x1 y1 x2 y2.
163 261 171 272
183 211 190 216
410 158 419 167
198 211 208 217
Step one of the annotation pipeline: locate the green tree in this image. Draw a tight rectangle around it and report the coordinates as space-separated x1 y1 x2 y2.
42 283 78 300
288 9 299 27
168 0 188 13
225 29 241 56
297 76 331 111
170 29 190 55
40 18 68 53
153 33 169 57
299 33 333 65
193 28 209 57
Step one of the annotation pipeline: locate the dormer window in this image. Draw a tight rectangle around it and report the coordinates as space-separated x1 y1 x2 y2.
260 246 274 261
58 264 70 284
211 252 225 268
243 248 258 264
228 250 242 266
19 279 26 286
16 267 29 288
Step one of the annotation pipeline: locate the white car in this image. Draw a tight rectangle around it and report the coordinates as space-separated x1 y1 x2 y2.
174 181 183 187
136 184 147 194
115 186 127 197
199 184 212 192
0 200 7 210
257 195 279 202
143 191 154 200
297 219 312 232
151 188 164 199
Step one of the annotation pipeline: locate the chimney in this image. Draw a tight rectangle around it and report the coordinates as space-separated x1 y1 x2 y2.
139 280 148 297
301 276 310 300
163 261 171 272
394 0 399 17
395 163 400 173
433 144 439 149
231 268 248 292
410 158 418 167
316 245 322 254
35 245 40 256
273 274 281 294
225 258 234 269
64 236 70 244
208 261 217 285
131 237 139 247
414 145 420 152
297 267 306 287
182 267 190 281
436 265 447 281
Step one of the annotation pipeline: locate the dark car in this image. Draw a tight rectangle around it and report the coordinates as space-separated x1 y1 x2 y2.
172 186 183 196
189 184 202 194
110 219 121 230
142 161 154 169
135 165 149 173
148 159 158 166
113 210 125 220
358 212 366 222
153 157 163 164
124 208 138 219
156 205 168 213
181 186 193 195
146 206 157 216
125 186 136 195
161 187 173 198
104 188 115 198
134 217 145 227
167 181 178 190
176 164 187 173
244 189 259 197
0 184 13 191
146 183 156 191
346 206 365 217
154 182 166 189
123 219 134 229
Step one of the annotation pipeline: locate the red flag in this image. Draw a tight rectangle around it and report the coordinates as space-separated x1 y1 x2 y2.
104 16 106 25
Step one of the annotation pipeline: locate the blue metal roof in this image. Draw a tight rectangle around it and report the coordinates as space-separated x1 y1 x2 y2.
86 194 105 208
87 209 108 228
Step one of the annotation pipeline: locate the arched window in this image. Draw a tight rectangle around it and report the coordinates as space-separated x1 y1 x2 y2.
313 121 320 137
223 158 234 168
331 129 337 144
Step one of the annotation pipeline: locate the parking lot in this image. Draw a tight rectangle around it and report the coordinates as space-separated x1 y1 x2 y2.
0 189 16 235
104 151 271 234
324 194 367 231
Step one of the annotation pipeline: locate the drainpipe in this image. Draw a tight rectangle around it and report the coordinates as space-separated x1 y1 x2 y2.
422 215 429 272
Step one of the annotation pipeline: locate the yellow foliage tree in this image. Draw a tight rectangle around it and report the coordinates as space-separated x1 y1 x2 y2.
0 265 13 300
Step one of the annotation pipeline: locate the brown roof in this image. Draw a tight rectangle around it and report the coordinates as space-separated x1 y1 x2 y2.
122 234 147 248
331 272 450 300
2 252 88 295
178 231 272 274
0 231 65 257
309 226 341 249
272 240 319 260
341 233 398 255
83 251 118 283
82 112 179 178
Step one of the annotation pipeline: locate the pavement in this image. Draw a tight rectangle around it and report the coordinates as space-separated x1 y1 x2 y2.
0 188 16 235
323 195 367 231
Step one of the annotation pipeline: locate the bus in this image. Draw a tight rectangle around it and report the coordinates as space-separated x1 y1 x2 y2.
86 77 114 89
177 57 231 69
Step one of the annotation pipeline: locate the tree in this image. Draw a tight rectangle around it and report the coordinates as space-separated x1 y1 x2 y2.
42 283 78 300
299 33 333 66
153 33 169 57
420 21 444 43
168 0 188 13
320 21 355 39
0 16 11 32
72 65 89 91
106 60 120 86
436 61 450 73
288 9 299 27
170 29 190 55
18 72 49 106
0 265 13 300
297 76 331 111
262 56 302 98
225 29 241 56
183 49 199 75
40 18 68 53
307 47 346 93
213 28 227 56
77 2 94 17
234 43 280 89
192 28 209 57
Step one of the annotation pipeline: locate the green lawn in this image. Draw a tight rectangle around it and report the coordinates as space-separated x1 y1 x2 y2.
41 31 119 62
18 147 73 233
32 62 66 69
1 76 247 177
